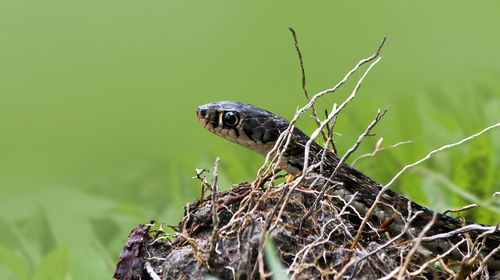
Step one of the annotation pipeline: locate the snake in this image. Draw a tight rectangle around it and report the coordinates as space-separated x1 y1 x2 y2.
196 101 500 273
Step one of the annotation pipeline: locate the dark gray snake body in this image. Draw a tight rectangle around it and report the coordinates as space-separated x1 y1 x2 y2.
196 101 500 272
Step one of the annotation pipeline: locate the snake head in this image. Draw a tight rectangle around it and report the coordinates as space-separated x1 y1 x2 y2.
196 101 289 156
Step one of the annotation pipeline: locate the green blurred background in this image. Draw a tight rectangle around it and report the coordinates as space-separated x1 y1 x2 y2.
1 0 499 279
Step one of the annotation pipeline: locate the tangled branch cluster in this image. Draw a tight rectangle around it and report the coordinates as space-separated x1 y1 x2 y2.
116 163 497 279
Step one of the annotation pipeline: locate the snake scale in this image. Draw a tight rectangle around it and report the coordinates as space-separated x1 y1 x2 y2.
196 101 500 273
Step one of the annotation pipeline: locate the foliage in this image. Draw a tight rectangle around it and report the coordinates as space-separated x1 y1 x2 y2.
264 238 290 280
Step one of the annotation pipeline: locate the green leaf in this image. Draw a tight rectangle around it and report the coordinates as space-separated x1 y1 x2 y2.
33 245 68 280
0 244 29 280
453 137 495 223
413 167 500 220
420 177 451 213
454 138 494 197
264 238 289 280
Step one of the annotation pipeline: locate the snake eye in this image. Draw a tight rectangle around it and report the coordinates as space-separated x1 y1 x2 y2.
222 111 239 127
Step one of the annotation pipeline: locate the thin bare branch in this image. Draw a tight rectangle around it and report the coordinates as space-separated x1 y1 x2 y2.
289 27 328 144
352 122 500 252
443 204 479 215
256 34 387 181
396 213 437 279
303 107 389 228
351 138 412 166
209 157 221 256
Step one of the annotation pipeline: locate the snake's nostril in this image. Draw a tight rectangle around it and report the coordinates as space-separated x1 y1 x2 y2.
197 107 207 118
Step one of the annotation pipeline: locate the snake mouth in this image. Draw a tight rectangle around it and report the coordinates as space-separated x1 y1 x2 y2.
196 107 207 119
196 106 210 127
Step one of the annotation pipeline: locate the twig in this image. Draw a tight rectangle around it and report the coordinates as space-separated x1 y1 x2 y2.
420 224 497 242
438 259 456 277
194 168 209 204
255 34 387 182
351 122 500 251
209 157 221 257
144 262 161 280
412 167 500 214
351 138 412 166
289 27 328 144
443 204 478 215
386 122 500 190
303 108 389 229
291 192 359 270
406 239 467 276
396 213 437 279
270 37 388 233
470 243 500 278
355 201 420 263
